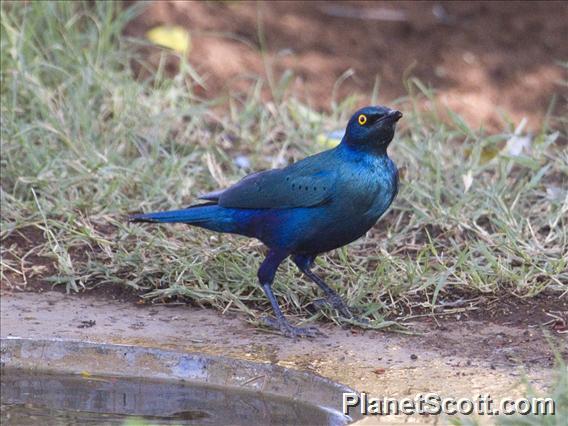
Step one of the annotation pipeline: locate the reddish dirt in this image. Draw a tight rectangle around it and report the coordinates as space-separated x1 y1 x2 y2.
1 225 142 303
1 226 56 291
125 0 568 131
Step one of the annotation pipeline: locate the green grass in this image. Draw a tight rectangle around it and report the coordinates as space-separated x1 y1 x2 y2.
1 2 567 327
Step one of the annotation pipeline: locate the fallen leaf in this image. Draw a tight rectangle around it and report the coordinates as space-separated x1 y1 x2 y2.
316 130 344 148
146 26 191 55
546 186 563 201
288 100 324 125
233 155 251 170
462 170 473 193
505 118 532 157
505 134 532 156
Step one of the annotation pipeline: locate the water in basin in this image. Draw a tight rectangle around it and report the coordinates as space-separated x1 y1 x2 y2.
1 369 349 425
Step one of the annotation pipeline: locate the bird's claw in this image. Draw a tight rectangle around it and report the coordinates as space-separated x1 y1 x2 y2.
310 298 329 311
341 314 370 326
261 316 325 338
339 310 370 326
312 298 369 324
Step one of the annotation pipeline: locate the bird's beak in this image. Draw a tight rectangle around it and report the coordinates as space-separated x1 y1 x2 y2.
389 110 403 122
374 110 403 127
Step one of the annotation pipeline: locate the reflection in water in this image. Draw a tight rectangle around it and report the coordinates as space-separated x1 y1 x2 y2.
1 369 348 425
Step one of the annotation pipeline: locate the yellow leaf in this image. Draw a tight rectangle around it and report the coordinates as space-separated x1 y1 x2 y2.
146 26 191 55
288 101 323 125
316 130 344 148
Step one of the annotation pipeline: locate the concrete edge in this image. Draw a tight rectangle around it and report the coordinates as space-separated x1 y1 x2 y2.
1 336 361 423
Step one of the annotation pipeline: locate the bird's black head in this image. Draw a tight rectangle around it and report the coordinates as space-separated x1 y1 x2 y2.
343 105 402 153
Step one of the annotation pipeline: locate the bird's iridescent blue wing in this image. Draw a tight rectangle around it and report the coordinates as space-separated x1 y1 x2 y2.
199 157 337 209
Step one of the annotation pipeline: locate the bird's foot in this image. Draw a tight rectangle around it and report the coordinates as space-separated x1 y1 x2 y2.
312 298 369 325
261 316 325 338
338 310 370 326
341 314 370 326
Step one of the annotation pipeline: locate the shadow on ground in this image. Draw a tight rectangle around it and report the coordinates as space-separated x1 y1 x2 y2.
125 0 568 130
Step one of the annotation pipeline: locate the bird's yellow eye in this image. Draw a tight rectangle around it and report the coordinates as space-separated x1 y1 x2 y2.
358 114 367 125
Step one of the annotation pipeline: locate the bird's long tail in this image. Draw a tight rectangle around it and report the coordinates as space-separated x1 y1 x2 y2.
129 203 214 224
129 203 249 235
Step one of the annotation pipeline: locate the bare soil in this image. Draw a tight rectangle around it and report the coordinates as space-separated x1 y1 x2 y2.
125 0 568 131
1 289 564 426
2 225 567 358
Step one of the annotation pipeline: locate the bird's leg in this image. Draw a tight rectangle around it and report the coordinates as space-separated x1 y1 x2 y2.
293 255 363 322
258 250 322 338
